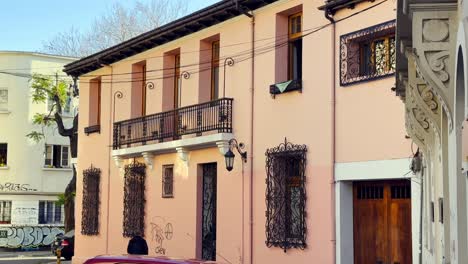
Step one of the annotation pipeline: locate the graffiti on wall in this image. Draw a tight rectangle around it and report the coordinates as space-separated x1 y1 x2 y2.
0 226 64 248
0 183 37 192
150 217 173 255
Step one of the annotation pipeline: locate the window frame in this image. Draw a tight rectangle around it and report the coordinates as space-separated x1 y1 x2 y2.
0 143 7 167
174 54 181 109
44 144 70 168
211 40 220 100
340 20 396 86
142 64 147 116
0 201 11 224
265 139 307 252
288 12 303 81
162 165 174 198
38 200 64 225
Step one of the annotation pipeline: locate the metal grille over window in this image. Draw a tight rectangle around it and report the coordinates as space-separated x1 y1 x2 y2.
265 138 307 252
357 185 384 199
81 165 101 235
390 184 411 199
123 161 146 237
162 165 174 198
340 20 396 86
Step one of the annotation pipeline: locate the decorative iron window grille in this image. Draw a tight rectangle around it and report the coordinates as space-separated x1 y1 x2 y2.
340 20 396 86
123 161 146 237
265 138 307 252
81 165 101 235
162 165 174 198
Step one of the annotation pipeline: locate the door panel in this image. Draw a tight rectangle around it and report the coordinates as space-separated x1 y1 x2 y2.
201 163 217 261
354 181 412 264
354 183 388 264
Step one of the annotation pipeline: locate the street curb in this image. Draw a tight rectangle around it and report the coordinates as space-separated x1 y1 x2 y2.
0 251 52 259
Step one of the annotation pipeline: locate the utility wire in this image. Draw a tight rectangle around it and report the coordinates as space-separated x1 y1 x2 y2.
0 0 390 84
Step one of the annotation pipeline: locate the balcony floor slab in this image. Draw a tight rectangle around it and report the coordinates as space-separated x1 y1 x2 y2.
112 132 234 159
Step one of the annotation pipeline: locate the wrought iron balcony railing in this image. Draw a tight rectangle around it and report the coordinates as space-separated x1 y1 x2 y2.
113 98 233 149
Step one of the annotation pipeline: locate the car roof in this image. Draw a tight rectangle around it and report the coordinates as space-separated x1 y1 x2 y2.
83 255 219 264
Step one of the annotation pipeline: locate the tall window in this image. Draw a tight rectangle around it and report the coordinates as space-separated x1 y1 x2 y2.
265 139 307 252
38 201 63 224
142 64 147 116
0 143 7 167
340 20 396 85
0 201 11 224
211 41 220 100
89 78 101 126
288 13 302 81
174 54 181 108
0 88 8 110
45 145 69 168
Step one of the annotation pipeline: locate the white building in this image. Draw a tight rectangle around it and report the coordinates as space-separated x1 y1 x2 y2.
396 0 468 263
0 51 76 248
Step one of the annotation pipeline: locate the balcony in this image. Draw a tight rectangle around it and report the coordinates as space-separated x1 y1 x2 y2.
112 98 234 165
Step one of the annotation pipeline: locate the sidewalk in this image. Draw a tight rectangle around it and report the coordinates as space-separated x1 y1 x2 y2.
0 248 51 259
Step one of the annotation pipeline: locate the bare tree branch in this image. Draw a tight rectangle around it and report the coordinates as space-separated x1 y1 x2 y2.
41 0 188 57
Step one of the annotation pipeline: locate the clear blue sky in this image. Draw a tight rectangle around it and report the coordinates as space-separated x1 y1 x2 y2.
0 0 219 52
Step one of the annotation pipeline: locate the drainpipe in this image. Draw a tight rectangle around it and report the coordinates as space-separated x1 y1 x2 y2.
235 2 254 263
105 64 113 254
325 9 336 264
249 14 255 264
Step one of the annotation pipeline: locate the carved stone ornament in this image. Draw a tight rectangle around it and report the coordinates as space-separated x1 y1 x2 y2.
113 156 124 169
176 147 189 165
409 7 457 131
142 152 154 170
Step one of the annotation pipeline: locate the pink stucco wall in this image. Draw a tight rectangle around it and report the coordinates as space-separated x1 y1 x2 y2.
74 1 406 264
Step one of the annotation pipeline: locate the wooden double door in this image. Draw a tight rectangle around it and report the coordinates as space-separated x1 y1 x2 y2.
353 180 412 264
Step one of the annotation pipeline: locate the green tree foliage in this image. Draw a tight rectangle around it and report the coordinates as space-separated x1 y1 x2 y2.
28 73 78 232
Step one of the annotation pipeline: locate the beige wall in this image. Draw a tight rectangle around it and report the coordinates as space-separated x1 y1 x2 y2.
74 0 408 263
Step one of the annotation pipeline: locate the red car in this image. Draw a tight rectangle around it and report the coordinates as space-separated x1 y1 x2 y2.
83 255 219 264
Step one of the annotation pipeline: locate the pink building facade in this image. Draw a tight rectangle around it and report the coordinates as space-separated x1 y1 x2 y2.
65 0 416 263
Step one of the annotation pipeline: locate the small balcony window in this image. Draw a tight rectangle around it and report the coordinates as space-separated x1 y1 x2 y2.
211 40 220 100
340 20 396 86
38 201 63 224
85 77 101 135
0 201 11 224
45 145 69 168
0 143 7 167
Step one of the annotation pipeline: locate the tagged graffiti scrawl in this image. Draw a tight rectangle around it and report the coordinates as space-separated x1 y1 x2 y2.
150 217 173 255
0 183 37 192
0 226 64 248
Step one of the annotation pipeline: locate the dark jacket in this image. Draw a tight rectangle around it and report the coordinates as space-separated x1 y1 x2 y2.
127 235 148 255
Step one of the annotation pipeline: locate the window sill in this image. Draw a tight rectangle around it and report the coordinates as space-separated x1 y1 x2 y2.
0 166 9 170
42 167 72 172
84 125 101 135
0 110 11 115
269 79 302 98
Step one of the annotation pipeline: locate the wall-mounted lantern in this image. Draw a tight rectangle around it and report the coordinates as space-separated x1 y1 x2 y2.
224 138 247 171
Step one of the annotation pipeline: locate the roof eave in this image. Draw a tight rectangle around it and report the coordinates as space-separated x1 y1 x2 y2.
64 0 278 77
